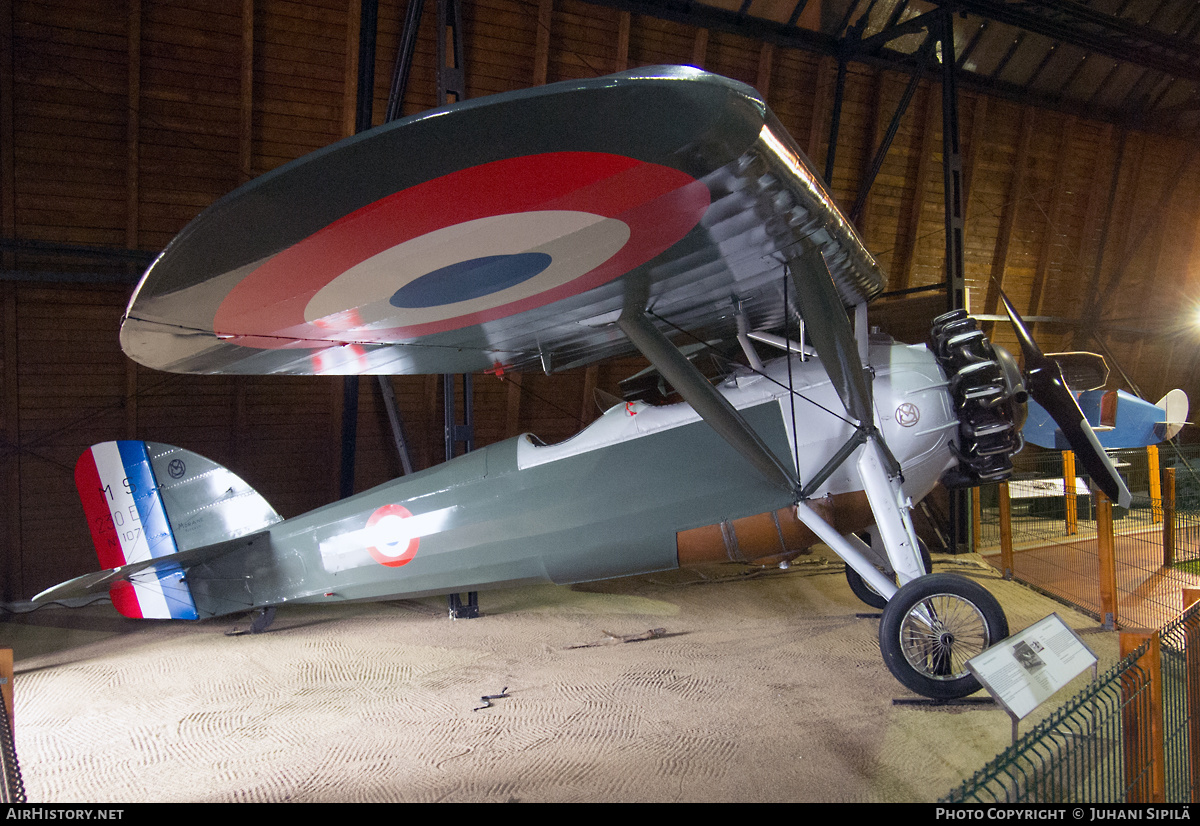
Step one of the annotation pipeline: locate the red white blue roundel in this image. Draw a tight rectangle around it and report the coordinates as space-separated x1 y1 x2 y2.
366 504 420 568
213 152 709 347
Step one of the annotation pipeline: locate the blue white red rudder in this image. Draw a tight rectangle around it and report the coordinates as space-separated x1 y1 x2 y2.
74 441 283 619
75 441 197 619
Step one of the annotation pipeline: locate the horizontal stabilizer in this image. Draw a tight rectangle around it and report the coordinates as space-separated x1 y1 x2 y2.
73 441 281 618
33 531 267 605
33 569 136 604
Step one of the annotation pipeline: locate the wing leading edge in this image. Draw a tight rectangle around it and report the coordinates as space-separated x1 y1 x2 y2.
122 66 886 377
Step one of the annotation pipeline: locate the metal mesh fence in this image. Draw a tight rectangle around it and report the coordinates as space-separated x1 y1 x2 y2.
1159 601 1199 804
976 445 1200 629
942 649 1154 803
0 687 25 804
940 624 1195 801
942 601 1199 804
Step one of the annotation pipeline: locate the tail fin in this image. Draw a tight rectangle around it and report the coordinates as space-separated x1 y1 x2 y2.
74 441 281 619
1155 389 1189 441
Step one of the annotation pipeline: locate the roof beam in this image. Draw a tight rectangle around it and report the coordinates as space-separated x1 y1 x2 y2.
573 0 1200 141
934 0 1200 83
576 0 839 57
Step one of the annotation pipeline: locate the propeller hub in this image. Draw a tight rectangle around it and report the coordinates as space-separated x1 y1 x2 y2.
993 345 1029 430
929 302 1131 510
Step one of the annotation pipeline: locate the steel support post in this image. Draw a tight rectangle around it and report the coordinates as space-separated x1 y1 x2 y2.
386 0 426 121
443 374 476 618
378 377 415 476
443 374 475 461
339 0 380 501
937 9 969 553
848 34 936 225
339 378 359 500
938 9 966 314
436 0 466 106
824 55 847 187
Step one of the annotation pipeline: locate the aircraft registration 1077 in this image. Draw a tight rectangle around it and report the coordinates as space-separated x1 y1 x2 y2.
36 66 1133 700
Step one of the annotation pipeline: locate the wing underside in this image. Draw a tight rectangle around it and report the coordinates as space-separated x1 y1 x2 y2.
122 66 886 376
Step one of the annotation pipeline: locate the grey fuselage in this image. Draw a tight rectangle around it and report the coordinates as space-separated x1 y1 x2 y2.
185 342 958 618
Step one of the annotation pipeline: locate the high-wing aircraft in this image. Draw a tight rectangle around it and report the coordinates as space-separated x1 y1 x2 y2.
1025 388 1189 451
34 66 1132 700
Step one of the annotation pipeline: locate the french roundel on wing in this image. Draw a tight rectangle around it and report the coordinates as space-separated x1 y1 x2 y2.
212 152 709 347
366 504 420 568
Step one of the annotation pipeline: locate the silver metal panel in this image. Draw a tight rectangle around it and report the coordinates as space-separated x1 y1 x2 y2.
145 443 282 552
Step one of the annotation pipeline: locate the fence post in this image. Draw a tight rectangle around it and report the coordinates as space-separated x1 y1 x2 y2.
0 648 18 804
1184 589 1199 804
1063 450 1077 535
0 650 10 737
1148 445 1162 524
971 486 982 552
1163 467 1176 567
999 480 1013 580
1119 631 1166 803
1097 491 1118 630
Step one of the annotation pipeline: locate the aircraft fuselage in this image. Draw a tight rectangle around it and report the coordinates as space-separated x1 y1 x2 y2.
182 341 958 618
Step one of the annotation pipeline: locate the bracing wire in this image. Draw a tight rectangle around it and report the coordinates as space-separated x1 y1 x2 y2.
783 267 802 483
645 309 856 428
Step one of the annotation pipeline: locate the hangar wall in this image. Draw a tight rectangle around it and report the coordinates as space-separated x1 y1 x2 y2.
2 0 1199 600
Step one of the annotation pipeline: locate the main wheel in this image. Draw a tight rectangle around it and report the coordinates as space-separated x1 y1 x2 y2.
878 573 1008 699
844 535 932 609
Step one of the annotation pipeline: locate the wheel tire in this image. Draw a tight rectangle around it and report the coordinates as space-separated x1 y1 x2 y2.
878 573 1009 700
844 536 932 610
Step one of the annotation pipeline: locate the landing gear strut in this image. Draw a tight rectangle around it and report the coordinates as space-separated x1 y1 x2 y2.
844 533 932 610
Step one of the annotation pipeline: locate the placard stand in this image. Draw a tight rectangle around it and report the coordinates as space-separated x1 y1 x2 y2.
967 613 1098 742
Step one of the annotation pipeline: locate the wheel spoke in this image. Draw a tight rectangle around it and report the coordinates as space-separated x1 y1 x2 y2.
897 592 987 681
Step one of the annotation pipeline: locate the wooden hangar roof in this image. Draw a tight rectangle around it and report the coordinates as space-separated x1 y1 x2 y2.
1 0 1198 412
587 0 1200 142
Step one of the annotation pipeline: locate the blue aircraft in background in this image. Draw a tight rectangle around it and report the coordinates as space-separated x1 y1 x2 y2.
1025 388 1188 450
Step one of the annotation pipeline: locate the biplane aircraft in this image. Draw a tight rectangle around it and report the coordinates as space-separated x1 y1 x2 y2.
34 66 1132 700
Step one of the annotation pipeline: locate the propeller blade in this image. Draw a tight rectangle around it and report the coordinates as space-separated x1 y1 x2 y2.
997 291 1045 366
998 292 1131 508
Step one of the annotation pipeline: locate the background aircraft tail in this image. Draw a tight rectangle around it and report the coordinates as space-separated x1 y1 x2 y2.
74 441 281 619
1154 389 1189 441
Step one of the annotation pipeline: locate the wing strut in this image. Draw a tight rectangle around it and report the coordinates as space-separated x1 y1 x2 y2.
617 281 799 498
786 247 926 587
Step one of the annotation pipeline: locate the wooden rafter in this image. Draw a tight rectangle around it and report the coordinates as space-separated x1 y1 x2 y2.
1028 114 1076 340
982 106 1034 318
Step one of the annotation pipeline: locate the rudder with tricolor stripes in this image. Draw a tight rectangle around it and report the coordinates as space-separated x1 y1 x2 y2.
75 441 198 619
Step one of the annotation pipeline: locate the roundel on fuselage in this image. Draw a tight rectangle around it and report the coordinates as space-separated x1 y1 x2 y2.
366 504 420 568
